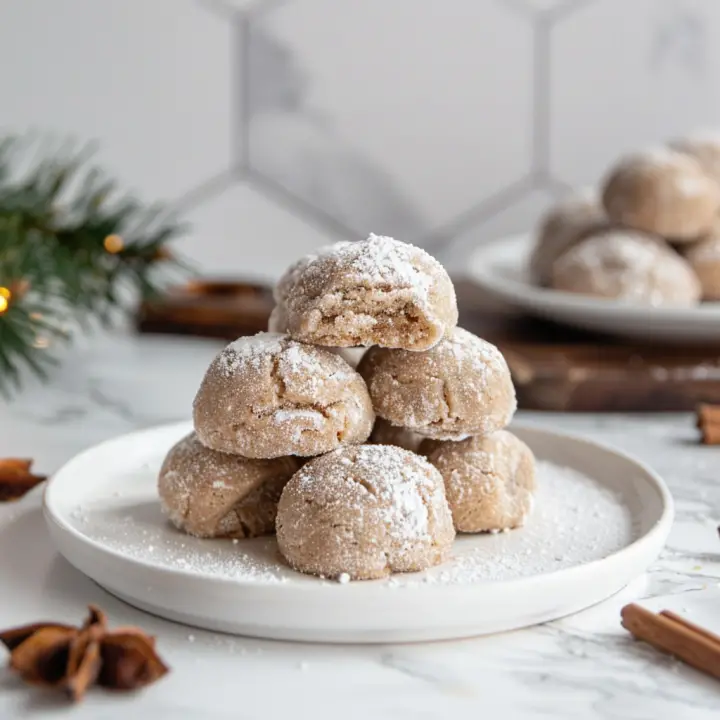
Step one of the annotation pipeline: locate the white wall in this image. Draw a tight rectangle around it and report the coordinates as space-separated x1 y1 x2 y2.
1 0 719 282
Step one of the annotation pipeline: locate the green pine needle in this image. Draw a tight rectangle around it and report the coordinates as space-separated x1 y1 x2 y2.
0 134 187 396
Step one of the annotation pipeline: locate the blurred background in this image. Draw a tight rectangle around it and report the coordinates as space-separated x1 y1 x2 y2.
1 0 718 282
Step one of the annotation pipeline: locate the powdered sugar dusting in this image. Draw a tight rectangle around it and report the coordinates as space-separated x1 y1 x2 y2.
292 445 436 546
283 234 457 350
217 332 285 377
273 409 324 426
274 242 352 303
444 326 507 381
320 234 435 304
66 447 637 589
272 408 325 443
677 174 709 197
393 460 636 586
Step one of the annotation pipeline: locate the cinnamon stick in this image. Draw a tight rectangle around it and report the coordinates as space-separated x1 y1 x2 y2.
621 604 720 681
659 610 720 646
697 403 720 428
699 423 720 445
696 404 720 444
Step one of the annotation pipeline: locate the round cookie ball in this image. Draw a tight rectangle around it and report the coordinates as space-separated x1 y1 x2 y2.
369 417 425 453
193 332 375 458
276 444 455 580
551 230 701 306
158 433 301 538
683 229 720 301
529 191 607 286
601 148 720 240
285 233 458 351
358 327 516 440
426 430 536 533
670 133 720 186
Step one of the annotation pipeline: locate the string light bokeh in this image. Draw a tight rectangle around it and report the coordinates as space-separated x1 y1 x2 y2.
103 234 124 254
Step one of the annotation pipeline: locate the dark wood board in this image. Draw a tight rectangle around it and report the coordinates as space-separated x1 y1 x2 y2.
136 276 720 412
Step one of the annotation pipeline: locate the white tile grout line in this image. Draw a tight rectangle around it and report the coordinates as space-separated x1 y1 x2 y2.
183 0 602 249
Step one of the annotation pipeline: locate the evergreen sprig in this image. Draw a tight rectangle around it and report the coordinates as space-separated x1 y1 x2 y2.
0 135 186 395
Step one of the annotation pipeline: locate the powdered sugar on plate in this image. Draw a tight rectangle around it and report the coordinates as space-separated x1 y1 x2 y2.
67 454 636 588
73 495 290 585
401 460 636 586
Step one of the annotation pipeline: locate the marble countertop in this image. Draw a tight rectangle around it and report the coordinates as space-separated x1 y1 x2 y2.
1 332 719 719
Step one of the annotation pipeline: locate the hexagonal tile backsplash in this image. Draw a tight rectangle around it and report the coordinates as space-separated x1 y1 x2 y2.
1 0 720 280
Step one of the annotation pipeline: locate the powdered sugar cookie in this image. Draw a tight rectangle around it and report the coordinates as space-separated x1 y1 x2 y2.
683 227 720 301
670 132 720 186
551 230 701 306
193 332 374 458
425 430 535 533
358 327 516 440
285 234 458 351
276 444 455 580
601 148 720 240
529 191 607 286
158 433 300 539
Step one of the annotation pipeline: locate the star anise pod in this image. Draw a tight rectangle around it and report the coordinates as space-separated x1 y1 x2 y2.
0 458 47 502
0 605 169 702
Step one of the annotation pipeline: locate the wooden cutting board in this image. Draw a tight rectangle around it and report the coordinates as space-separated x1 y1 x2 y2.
136 277 720 412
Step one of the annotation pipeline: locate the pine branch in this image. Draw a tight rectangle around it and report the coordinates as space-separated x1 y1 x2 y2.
0 134 187 395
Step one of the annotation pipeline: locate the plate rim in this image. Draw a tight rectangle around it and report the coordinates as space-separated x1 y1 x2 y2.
43 420 675 596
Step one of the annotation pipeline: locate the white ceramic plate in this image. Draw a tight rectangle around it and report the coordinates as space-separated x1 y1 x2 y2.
44 421 673 644
469 233 720 343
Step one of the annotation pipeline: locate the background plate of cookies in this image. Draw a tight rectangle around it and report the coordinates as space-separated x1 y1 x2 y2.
43 234 673 643
469 139 720 344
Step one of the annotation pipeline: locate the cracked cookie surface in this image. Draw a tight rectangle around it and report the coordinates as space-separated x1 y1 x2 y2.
358 327 516 440
193 332 374 458
276 444 455 580
158 433 301 538
284 234 458 351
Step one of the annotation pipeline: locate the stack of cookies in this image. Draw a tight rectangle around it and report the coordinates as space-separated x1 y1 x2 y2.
158 234 537 581
530 133 720 304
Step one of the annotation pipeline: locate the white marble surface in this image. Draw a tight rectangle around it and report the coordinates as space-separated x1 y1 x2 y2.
1 332 720 718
